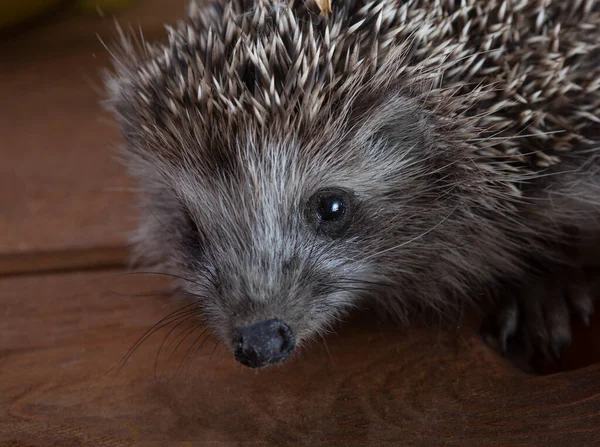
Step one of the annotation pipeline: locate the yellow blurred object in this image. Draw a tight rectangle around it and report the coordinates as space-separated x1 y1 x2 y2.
0 0 63 29
0 0 134 30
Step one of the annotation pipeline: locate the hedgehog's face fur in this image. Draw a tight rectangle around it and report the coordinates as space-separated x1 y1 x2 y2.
119 91 483 367
106 0 538 367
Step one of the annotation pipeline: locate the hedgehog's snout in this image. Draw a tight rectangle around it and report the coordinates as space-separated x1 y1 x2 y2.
232 318 295 368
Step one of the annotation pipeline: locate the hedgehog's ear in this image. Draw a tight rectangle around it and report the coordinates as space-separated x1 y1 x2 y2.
103 76 124 114
103 73 146 150
103 73 157 169
101 23 148 124
350 92 431 152
103 71 135 119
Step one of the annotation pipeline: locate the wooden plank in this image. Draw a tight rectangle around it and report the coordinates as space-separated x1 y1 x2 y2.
1 270 599 445
0 0 190 274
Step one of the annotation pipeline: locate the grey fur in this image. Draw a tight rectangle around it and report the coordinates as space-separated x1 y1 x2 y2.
105 0 600 365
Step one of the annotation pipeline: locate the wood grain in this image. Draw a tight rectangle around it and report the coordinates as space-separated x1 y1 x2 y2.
1 270 599 446
0 0 190 274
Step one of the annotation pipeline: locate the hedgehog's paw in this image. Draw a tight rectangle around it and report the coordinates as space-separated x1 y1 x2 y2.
482 270 595 371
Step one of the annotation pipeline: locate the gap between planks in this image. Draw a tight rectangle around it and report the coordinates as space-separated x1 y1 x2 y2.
0 245 129 278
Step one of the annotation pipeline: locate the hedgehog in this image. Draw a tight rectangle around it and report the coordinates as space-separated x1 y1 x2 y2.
105 0 600 370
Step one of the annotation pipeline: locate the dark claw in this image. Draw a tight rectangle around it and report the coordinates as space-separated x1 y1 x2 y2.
497 298 519 353
483 270 596 371
567 286 594 326
480 296 519 354
521 291 551 359
546 290 572 360
551 338 570 361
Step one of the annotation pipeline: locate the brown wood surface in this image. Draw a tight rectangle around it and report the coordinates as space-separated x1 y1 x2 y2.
0 0 189 274
1 270 600 446
1 0 599 445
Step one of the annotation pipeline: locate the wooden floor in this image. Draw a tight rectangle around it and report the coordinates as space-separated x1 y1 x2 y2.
1 1 600 445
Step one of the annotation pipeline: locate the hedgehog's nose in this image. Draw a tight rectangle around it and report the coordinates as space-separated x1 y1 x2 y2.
233 318 295 368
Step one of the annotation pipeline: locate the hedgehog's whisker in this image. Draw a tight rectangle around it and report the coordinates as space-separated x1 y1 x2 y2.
154 312 203 379
363 206 457 261
107 303 200 379
184 328 214 381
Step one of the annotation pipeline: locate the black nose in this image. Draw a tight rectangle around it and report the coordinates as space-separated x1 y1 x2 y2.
233 318 295 368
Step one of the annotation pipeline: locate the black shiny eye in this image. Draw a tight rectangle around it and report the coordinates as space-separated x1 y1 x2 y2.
317 196 346 221
305 188 354 237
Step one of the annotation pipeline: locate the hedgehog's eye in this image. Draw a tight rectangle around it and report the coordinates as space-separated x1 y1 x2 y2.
305 188 354 237
317 195 346 221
